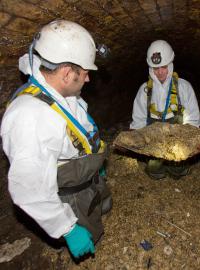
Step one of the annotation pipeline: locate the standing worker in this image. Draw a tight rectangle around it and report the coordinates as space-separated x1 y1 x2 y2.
130 40 200 179
1 20 112 259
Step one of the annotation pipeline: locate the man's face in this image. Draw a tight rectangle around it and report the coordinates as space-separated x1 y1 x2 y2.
64 68 90 97
153 65 168 83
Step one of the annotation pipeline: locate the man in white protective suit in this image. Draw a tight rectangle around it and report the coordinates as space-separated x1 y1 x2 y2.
1 20 112 259
130 40 200 180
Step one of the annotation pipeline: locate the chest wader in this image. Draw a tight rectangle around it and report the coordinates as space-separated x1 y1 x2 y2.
57 149 111 243
147 116 183 125
10 81 112 244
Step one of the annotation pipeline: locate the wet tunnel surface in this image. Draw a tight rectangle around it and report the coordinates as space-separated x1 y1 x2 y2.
1 1 200 269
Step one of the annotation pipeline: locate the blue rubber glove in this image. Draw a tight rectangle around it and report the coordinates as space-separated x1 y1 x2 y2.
63 224 95 258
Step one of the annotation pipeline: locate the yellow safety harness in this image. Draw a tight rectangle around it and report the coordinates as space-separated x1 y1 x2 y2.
10 85 105 155
146 72 184 120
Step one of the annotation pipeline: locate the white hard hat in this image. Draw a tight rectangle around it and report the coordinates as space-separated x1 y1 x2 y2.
34 20 97 70
146 40 174 68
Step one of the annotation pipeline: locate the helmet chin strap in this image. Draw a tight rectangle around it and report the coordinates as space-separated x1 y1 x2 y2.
29 32 41 75
29 41 59 73
40 58 58 70
28 39 37 76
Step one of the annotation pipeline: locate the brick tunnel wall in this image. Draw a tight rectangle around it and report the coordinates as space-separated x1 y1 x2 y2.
0 0 200 128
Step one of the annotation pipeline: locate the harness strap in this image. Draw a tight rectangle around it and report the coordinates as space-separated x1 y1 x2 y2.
173 73 182 115
162 78 173 122
50 102 92 154
146 85 152 125
29 76 102 154
146 72 184 122
9 82 105 155
58 178 93 195
33 91 88 154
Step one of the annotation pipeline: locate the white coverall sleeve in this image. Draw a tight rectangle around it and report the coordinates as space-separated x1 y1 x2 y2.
179 79 200 127
130 83 148 129
1 98 77 238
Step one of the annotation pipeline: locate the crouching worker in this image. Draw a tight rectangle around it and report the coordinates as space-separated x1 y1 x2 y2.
0 20 112 259
130 40 200 180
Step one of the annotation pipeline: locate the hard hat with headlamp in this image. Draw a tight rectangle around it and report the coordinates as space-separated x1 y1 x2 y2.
146 40 174 68
33 20 97 70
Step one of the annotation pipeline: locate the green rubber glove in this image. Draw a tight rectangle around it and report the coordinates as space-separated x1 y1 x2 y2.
99 166 106 177
63 224 95 258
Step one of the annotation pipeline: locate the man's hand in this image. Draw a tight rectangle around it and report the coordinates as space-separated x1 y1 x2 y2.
63 224 95 258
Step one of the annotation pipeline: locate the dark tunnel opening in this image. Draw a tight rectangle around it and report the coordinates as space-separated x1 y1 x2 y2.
81 44 200 130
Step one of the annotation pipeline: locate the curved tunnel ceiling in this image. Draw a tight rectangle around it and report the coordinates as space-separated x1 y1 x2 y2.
0 0 200 126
